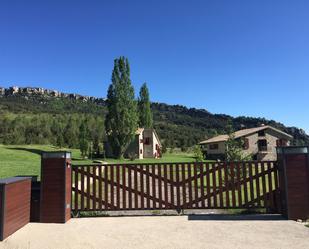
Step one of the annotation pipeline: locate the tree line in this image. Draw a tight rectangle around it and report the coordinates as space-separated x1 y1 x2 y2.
0 114 105 155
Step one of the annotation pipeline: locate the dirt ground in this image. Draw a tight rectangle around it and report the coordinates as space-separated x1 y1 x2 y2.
1 215 309 249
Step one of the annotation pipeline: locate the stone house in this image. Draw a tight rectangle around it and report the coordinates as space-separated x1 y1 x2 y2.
125 128 162 159
0 87 4 96
199 125 293 161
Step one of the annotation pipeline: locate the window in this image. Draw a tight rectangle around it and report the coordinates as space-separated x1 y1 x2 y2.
140 149 143 154
243 138 249 150
258 139 267 152
144 137 150 145
276 139 287 147
209 144 219 150
258 130 265 137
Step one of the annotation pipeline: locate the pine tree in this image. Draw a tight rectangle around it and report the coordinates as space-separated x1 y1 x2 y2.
138 83 153 128
105 56 138 158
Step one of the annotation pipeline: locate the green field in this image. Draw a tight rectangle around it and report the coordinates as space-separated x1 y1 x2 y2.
0 144 198 179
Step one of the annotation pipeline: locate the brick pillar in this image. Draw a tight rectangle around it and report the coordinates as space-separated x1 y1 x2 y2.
277 146 309 220
40 152 72 223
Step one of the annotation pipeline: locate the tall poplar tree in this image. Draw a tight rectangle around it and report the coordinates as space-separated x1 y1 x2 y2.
138 83 153 128
105 57 138 158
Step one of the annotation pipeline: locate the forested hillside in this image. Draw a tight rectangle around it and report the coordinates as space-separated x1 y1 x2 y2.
0 92 308 150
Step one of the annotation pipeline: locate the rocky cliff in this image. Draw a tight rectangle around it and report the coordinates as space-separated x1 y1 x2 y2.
0 86 106 105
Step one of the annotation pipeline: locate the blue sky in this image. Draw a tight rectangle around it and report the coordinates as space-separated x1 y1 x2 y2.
0 0 308 133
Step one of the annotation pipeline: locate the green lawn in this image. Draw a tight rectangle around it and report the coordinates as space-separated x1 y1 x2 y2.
0 144 198 179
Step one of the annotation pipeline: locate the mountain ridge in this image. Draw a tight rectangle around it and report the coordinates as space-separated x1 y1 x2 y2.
0 85 308 147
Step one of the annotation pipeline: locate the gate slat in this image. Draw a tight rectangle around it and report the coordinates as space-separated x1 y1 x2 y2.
236 162 242 207
182 163 187 209
206 163 211 208
261 162 267 208
255 162 261 208
199 163 205 208
81 167 85 210
104 166 108 210
110 165 114 209
242 162 249 208
152 164 156 209
92 166 97 210
170 164 174 209
158 164 162 209
176 164 181 210
231 163 236 208
98 166 102 211
193 163 199 208
140 165 144 209
212 163 217 208
86 166 91 210
267 162 273 210
187 163 193 208
223 163 230 208
116 165 120 210
146 165 150 209
122 165 126 209
74 167 78 211
218 163 224 207
128 165 132 209
248 163 254 206
163 164 169 209
133 165 138 209
274 162 281 212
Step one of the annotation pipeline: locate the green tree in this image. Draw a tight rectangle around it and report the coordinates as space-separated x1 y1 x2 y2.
64 117 78 148
193 145 204 162
225 122 252 162
105 56 138 158
79 122 88 158
138 83 153 128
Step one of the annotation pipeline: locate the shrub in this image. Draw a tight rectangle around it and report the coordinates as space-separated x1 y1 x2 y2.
193 145 204 162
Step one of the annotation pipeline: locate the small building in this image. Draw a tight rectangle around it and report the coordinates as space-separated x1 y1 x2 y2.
199 125 293 161
125 128 162 159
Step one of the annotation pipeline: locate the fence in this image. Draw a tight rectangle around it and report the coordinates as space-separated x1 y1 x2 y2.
71 161 281 213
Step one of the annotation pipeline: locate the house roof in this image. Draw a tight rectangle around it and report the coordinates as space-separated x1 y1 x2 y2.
199 125 293 144
135 128 144 135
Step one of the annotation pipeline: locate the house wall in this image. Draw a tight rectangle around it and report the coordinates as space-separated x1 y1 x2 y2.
203 128 291 161
152 131 161 158
124 129 162 159
138 133 143 159
206 141 226 155
143 129 154 158
244 129 290 161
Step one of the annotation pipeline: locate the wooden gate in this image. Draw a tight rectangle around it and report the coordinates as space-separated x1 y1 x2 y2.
71 161 281 213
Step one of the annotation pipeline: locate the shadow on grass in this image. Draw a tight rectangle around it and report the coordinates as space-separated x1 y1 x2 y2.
8 147 45 155
188 214 285 221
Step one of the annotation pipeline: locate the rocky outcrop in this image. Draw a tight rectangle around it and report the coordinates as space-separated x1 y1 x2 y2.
0 86 106 105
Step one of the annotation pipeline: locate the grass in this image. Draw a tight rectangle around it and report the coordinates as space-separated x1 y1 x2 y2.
0 144 199 179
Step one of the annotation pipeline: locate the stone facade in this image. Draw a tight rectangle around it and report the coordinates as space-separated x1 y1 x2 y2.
202 127 292 161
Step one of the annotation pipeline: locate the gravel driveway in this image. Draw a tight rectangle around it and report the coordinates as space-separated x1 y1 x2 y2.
1 215 309 249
